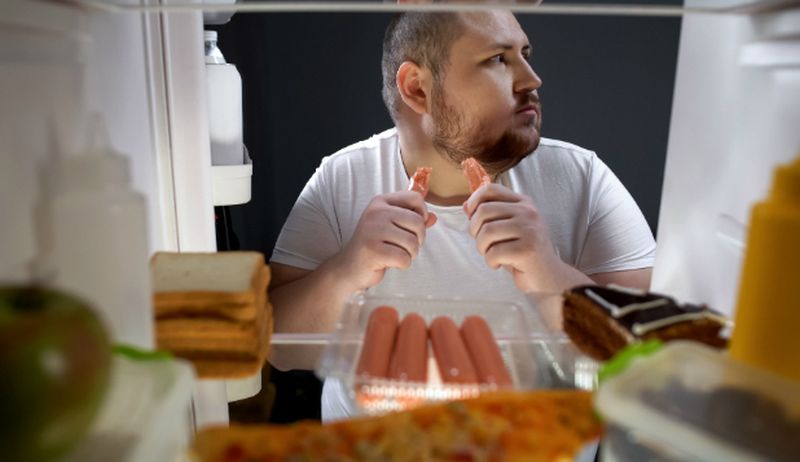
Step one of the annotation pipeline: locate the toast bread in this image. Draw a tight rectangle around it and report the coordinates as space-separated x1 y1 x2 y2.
158 285 272 379
154 263 269 322
186 315 273 379
151 251 268 307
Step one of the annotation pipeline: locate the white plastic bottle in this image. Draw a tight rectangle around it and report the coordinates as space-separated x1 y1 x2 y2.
204 30 244 166
42 116 153 349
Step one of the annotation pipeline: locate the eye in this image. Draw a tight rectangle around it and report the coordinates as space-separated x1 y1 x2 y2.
487 54 507 65
522 50 532 62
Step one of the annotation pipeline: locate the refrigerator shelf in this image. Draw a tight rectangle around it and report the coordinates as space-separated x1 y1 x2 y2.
211 154 252 206
52 0 800 17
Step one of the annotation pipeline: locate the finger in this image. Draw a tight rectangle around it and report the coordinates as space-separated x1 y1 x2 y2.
381 223 421 260
389 208 428 245
475 220 521 255
463 184 523 219
484 239 525 270
378 241 414 270
468 201 516 238
425 212 438 228
384 191 430 220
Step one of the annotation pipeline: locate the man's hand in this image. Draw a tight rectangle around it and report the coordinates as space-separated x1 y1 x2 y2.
333 191 437 292
464 184 589 293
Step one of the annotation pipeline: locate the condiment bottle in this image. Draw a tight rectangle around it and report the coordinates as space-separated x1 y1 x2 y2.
730 155 800 383
40 116 153 349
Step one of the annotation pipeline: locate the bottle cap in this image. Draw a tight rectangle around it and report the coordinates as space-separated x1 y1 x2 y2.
769 155 800 204
204 29 226 64
53 115 131 192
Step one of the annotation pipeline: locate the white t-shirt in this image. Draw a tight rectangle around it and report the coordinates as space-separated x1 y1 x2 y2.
271 128 655 421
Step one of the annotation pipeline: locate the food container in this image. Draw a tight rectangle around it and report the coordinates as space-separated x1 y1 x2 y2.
595 341 800 462
525 290 600 391
64 354 195 462
316 292 597 416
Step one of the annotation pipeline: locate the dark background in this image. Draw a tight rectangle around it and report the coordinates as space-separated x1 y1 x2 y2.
212 4 682 423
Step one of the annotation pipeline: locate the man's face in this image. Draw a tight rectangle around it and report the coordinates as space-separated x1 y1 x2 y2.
429 12 543 176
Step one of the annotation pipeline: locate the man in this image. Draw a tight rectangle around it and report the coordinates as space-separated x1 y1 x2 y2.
268 12 655 420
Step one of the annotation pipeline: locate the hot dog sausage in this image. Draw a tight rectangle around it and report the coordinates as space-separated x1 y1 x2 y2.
408 166 432 197
460 315 512 386
355 306 399 379
461 158 491 192
388 313 428 382
430 316 478 384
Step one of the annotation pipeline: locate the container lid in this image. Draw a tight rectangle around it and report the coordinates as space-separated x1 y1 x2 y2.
316 292 591 416
595 341 800 461
769 154 800 204
52 115 131 193
63 354 195 462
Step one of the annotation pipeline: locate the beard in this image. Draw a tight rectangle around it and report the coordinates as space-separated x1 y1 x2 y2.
430 84 541 177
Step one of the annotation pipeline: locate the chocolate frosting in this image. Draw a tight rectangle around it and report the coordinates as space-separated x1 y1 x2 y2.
570 285 727 335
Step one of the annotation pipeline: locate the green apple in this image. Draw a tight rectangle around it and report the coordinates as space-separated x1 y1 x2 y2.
0 286 112 462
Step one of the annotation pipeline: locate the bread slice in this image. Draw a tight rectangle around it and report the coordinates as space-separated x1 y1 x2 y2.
186 315 273 379
157 300 272 346
154 300 256 321
152 253 269 322
153 263 266 322
154 263 273 380
156 317 258 340
151 251 268 305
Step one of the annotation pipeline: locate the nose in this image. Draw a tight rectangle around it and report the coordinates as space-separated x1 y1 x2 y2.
514 61 542 95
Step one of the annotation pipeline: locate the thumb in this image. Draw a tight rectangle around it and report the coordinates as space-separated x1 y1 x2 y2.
425 212 438 228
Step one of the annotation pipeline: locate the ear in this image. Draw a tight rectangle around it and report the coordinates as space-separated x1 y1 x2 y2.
396 61 431 116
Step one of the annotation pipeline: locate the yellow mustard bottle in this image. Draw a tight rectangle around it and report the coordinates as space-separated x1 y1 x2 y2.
730 155 800 383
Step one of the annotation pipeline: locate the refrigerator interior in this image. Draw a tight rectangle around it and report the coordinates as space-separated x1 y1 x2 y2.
1 0 798 459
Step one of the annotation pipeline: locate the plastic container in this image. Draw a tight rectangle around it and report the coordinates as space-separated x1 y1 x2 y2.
211 146 252 206
63 354 195 462
595 341 800 462
316 292 592 416
40 116 153 349
204 30 244 166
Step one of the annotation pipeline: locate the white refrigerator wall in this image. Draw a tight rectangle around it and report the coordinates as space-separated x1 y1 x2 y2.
0 1 85 282
652 5 800 315
84 8 164 253
84 2 217 254
0 1 162 281
1 0 226 426
0 0 216 284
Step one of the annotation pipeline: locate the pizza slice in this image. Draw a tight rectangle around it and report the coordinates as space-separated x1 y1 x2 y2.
192 390 602 462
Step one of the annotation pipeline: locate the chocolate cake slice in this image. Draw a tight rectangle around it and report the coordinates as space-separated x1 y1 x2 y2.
562 285 729 361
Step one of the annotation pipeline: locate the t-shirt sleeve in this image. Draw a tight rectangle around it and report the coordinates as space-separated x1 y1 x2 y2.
271 160 342 270
576 155 656 275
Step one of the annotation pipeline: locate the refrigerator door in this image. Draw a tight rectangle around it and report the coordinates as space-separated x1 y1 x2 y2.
652 2 800 315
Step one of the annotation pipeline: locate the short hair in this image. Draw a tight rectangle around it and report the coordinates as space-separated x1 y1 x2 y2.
381 13 465 122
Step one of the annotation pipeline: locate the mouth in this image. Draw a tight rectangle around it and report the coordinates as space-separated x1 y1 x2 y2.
515 102 540 116
514 103 540 129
